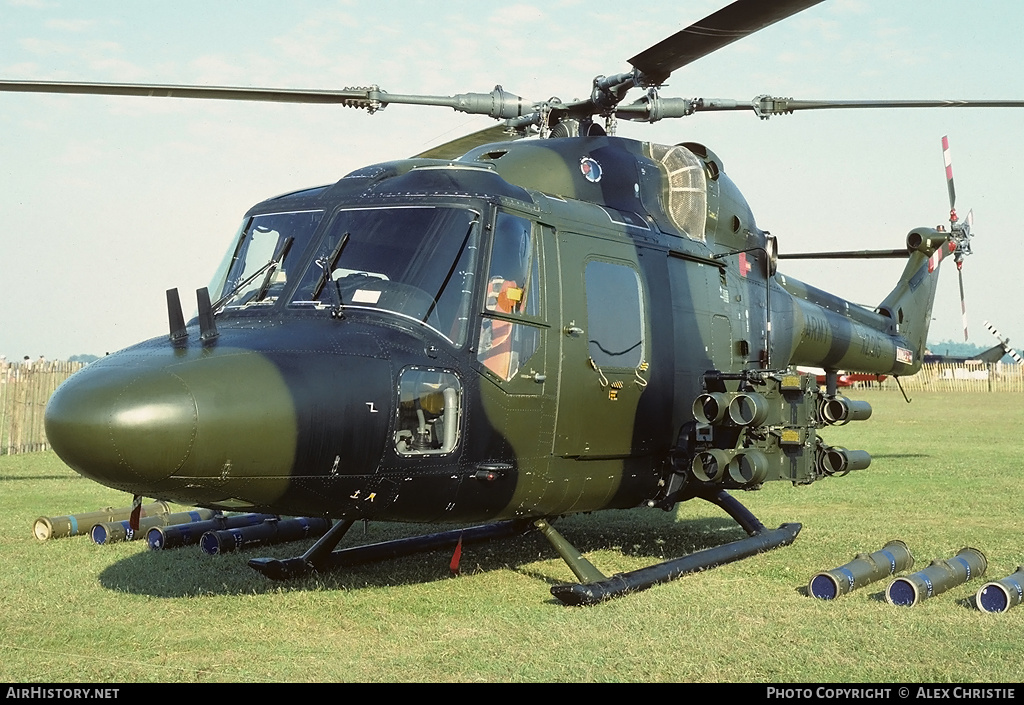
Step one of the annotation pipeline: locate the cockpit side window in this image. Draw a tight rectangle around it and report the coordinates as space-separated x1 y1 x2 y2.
208 210 325 310
477 212 542 381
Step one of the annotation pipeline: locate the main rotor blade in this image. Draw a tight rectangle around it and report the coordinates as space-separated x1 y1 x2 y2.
0 79 377 105
615 94 1024 122
700 96 1024 117
0 80 536 119
628 0 826 84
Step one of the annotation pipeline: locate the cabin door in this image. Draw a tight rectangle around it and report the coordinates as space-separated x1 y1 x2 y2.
554 234 650 457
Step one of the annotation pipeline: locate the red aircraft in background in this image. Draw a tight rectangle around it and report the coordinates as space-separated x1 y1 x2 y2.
797 367 887 388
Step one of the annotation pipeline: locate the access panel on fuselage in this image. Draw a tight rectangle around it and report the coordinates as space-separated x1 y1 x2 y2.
665 253 728 429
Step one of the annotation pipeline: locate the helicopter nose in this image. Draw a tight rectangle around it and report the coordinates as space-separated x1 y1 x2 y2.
45 364 197 486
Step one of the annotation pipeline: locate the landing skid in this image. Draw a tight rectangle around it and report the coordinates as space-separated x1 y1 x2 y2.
247 490 798 605
546 489 801 606
248 518 534 580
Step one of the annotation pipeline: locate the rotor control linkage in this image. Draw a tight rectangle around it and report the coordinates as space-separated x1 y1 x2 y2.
545 489 800 606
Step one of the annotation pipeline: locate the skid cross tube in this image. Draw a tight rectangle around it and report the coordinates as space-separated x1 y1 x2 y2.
548 489 801 606
249 518 533 580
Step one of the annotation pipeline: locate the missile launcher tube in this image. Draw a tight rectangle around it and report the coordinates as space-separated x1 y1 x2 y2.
885 547 987 606
728 392 769 426
91 509 217 544
817 447 871 476
147 513 278 550
809 540 914 599
975 566 1024 613
821 398 872 425
728 448 768 486
33 501 171 540
201 517 332 555
692 393 734 425
692 448 732 482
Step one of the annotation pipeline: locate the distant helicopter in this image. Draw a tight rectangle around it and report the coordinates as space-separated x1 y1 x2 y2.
923 321 1024 365
5 0 1024 605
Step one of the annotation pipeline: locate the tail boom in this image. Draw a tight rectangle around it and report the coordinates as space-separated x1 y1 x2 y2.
772 228 955 375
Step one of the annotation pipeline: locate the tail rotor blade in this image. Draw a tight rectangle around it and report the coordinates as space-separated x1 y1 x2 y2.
942 135 957 223
958 265 968 341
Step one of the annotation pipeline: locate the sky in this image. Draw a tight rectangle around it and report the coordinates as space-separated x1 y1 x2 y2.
2 0 1023 360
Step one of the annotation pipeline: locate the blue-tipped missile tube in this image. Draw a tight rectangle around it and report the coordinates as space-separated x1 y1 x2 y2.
808 540 914 599
90 509 217 545
885 547 987 606
200 517 332 555
975 566 1024 613
147 513 278 550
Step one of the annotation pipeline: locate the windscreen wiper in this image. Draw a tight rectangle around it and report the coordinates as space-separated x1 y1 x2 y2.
310 232 350 301
213 236 294 311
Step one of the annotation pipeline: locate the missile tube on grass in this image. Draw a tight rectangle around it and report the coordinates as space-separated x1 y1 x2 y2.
90 509 217 545
147 513 278 550
975 566 1024 614
808 540 914 599
885 547 987 606
200 517 333 555
33 501 171 541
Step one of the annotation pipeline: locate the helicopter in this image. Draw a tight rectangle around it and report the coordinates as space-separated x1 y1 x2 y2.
5 0 1024 605
923 320 1024 365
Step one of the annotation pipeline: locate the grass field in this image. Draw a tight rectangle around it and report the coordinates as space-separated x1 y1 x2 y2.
1 391 1021 683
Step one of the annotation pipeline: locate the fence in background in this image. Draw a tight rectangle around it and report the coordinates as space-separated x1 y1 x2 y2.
1 361 84 455
874 362 1024 393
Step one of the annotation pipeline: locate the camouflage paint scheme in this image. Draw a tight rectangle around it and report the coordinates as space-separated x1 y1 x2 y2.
45 134 952 524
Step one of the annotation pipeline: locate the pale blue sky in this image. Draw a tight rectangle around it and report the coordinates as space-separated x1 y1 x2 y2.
2 0 1023 358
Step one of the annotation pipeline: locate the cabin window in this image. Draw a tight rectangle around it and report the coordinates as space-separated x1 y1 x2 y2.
584 260 644 369
394 368 462 455
477 212 542 381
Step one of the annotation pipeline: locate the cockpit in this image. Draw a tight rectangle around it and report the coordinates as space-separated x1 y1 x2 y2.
207 205 482 346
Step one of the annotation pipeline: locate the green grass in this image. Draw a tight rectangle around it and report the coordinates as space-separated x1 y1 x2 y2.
1 391 1022 682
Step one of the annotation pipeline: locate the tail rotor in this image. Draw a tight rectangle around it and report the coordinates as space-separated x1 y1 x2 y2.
941 135 973 341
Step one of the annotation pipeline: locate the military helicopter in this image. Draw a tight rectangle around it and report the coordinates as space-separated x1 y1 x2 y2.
5 0 1023 605
923 321 1024 365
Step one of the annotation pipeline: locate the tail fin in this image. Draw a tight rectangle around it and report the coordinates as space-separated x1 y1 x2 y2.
877 228 956 373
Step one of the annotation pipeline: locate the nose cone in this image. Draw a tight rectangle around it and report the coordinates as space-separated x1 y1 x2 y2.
46 363 197 487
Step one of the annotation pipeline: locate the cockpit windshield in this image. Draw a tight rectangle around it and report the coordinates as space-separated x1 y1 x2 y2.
289 206 480 346
207 210 325 310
